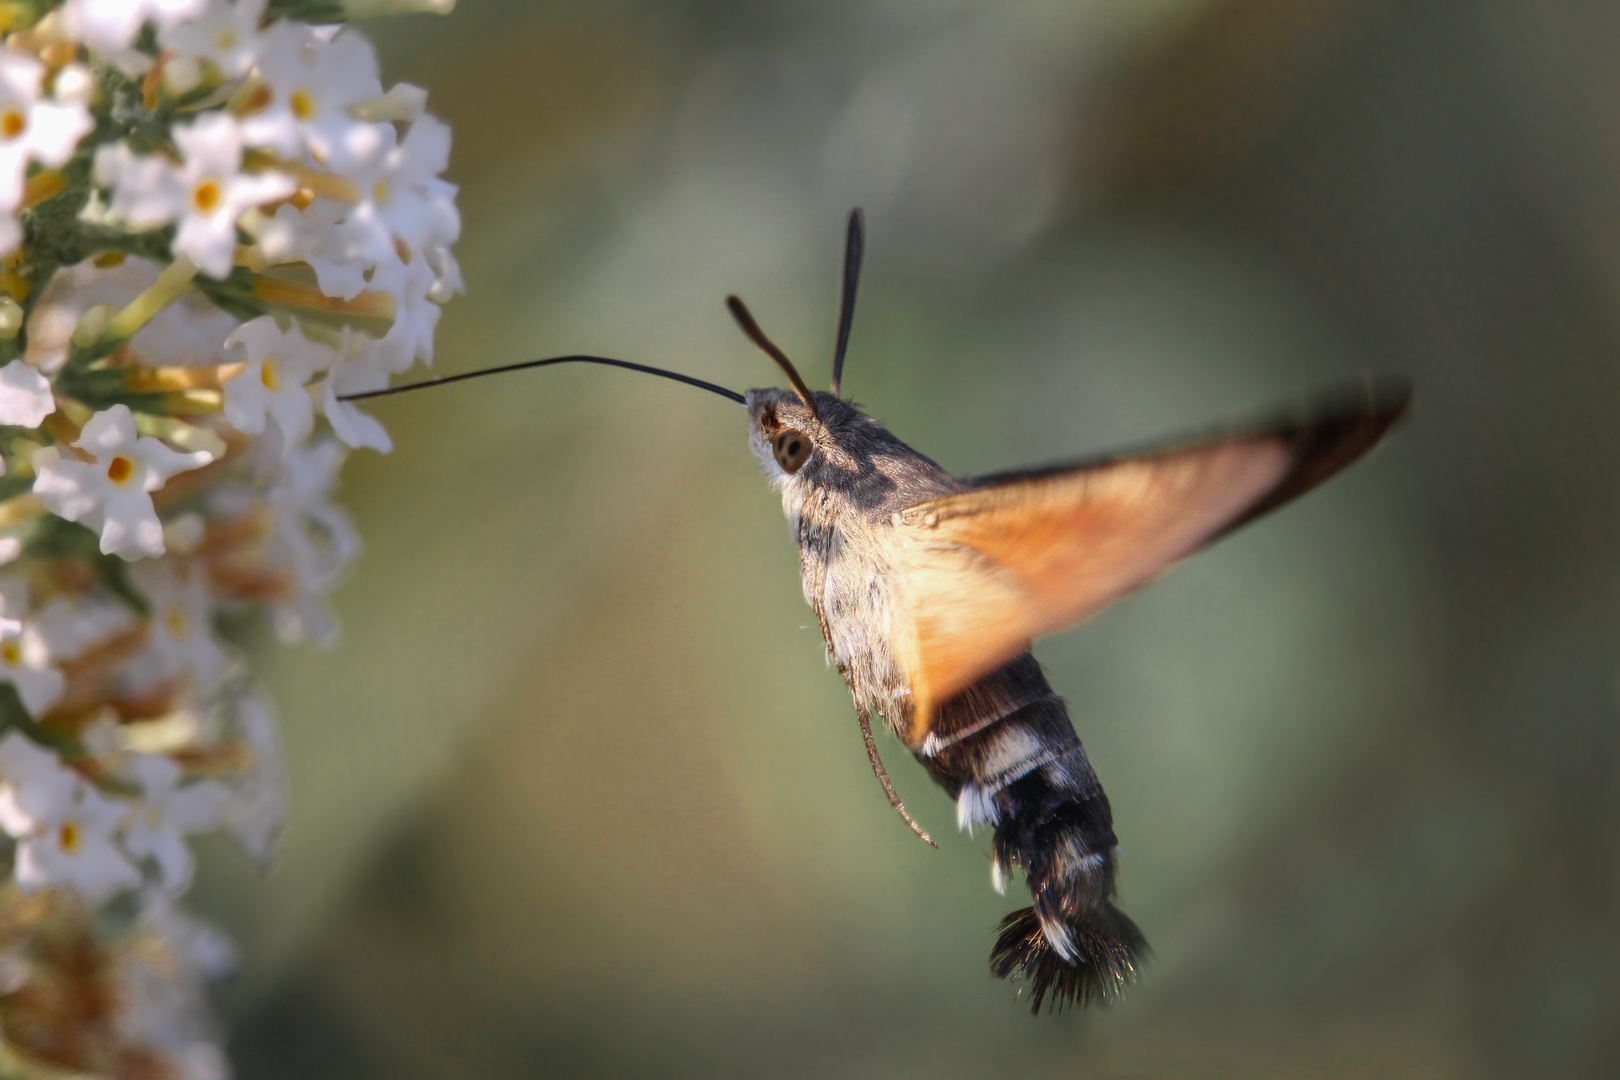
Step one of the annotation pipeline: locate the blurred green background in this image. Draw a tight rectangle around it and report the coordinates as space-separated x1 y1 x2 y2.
193 0 1620 1075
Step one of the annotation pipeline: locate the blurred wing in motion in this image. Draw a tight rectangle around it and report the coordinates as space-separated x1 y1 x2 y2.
894 382 1411 743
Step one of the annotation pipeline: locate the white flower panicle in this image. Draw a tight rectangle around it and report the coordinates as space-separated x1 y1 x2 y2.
0 1 461 1075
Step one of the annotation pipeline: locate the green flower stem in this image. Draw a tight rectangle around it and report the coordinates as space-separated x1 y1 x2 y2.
102 255 200 343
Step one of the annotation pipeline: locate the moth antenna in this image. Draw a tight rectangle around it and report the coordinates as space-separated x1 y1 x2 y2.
725 295 819 419
334 355 746 404
830 208 864 399
857 706 936 848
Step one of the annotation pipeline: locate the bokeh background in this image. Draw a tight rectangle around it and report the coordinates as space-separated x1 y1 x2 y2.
192 0 1620 1075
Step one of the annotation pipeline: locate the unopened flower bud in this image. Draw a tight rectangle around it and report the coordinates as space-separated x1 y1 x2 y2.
350 83 427 122
344 0 455 16
0 298 23 340
163 513 206 555
164 56 203 96
53 64 95 106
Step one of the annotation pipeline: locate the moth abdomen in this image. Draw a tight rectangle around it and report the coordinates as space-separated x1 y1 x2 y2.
914 654 1147 1011
983 763 1146 1012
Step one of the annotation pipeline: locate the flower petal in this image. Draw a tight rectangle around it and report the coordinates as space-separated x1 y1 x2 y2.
0 360 53 427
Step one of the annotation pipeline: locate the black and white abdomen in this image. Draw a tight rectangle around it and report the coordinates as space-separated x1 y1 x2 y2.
916 653 1148 1011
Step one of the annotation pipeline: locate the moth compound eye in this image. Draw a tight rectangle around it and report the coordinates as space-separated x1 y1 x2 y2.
774 430 813 473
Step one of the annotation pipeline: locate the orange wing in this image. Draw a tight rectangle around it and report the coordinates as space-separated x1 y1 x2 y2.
893 386 1409 745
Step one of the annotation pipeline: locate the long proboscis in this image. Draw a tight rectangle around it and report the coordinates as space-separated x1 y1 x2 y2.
725 295 819 419
335 355 746 404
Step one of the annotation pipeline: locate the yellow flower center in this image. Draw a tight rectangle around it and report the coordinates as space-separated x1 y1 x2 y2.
215 29 238 52
58 820 79 853
105 455 135 485
372 179 389 206
164 604 187 640
290 87 316 121
191 177 223 214
0 106 26 141
0 638 19 667
260 355 280 391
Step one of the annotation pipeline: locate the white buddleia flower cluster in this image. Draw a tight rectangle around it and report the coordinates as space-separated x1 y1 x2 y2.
0 1 460 1075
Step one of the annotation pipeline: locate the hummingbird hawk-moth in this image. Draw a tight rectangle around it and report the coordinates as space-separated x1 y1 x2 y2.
346 210 1411 1012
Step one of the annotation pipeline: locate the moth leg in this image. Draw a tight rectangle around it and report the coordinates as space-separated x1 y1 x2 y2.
856 705 936 848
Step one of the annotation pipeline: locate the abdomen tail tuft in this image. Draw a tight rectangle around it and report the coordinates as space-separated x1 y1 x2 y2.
989 902 1148 1013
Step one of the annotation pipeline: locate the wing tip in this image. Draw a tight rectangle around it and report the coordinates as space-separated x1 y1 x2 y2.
1223 373 1412 535
1295 373 1412 435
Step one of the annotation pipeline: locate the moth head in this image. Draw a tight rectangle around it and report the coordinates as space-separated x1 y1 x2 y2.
747 388 827 482
746 387 872 490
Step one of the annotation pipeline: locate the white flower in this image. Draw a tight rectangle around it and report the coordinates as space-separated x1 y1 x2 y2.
0 731 140 902
272 439 360 587
319 335 393 452
242 23 386 169
0 622 63 718
134 887 238 980
129 559 233 693
159 0 268 79
62 0 209 52
366 249 442 371
122 754 228 892
425 242 464 303
33 593 137 661
265 437 359 644
249 198 371 300
0 729 67 831
0 577 65 717
0 359 53 427
33 404 213 561
95 115 294 278
118 889 237 1080
222 316 331 449
221 692 283 864
0 49 94 254
339 114 456 264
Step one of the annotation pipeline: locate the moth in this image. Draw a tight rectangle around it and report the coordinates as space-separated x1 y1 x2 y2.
346 210 1410 1012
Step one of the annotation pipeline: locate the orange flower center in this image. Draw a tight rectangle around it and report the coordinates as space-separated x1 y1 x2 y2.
0 638 19 667
191 177 223 214
0 106 26 141
164 605 187 640
290 87 315 121
260 356 281 391
58 821 79 853
105 455 135 485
